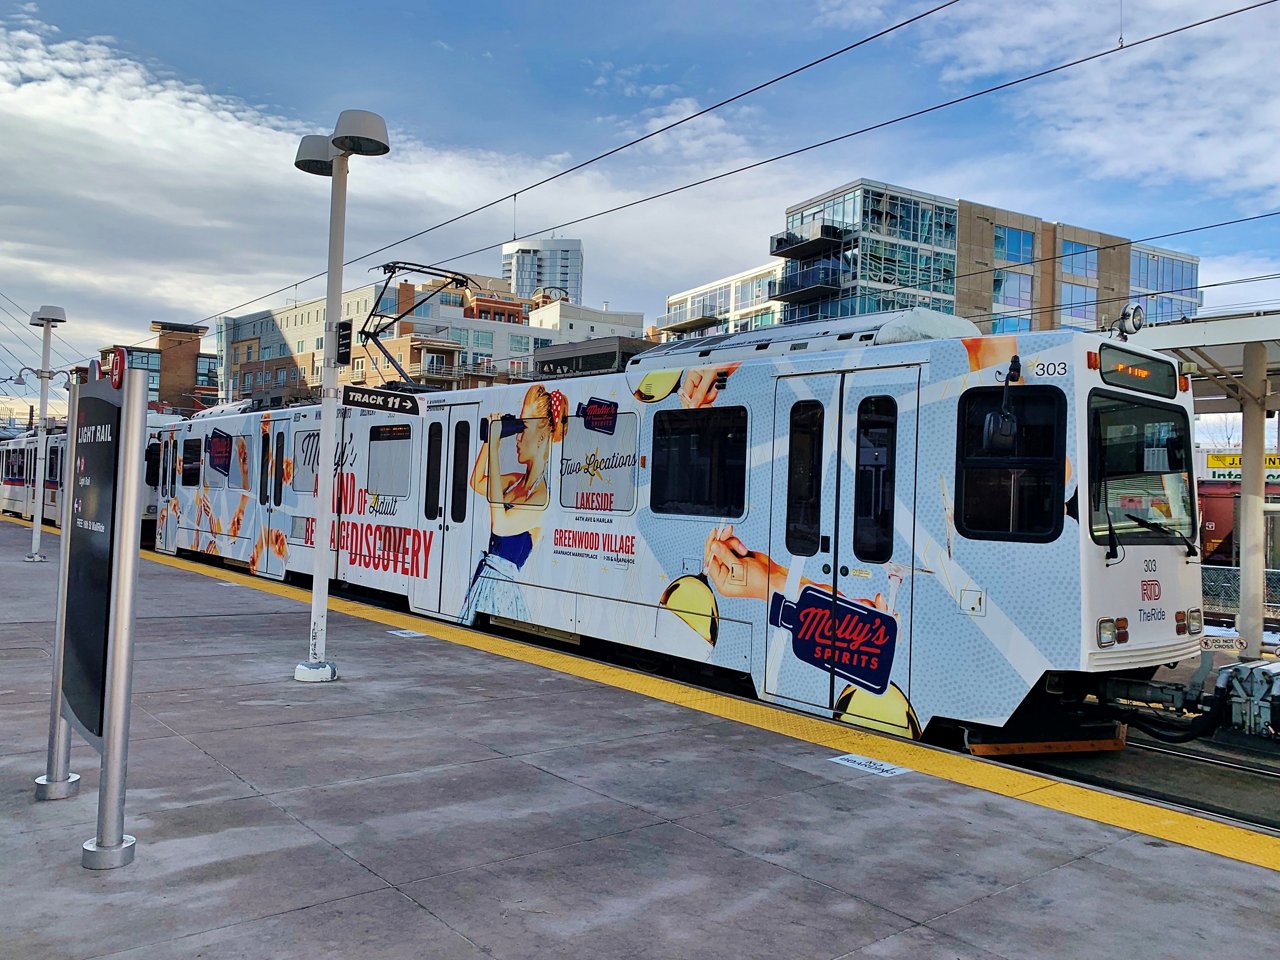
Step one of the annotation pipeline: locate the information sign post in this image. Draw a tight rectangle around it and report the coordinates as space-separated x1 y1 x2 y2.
33 367 147 870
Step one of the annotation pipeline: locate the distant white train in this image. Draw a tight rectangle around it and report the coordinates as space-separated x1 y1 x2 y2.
152 308 1205 746
0 413 181 537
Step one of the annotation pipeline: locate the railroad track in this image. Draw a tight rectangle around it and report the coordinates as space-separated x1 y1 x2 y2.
1006 735 1280 833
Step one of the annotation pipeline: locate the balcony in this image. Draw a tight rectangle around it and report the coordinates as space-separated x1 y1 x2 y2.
769 266 844 304
656 306 728 336
409 362 463 381
770 219 852 259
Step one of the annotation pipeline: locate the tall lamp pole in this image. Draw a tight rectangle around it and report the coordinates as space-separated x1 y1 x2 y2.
293 110 390 682
26 305 67 563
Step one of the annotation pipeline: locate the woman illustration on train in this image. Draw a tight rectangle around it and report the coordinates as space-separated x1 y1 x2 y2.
459 384 567 623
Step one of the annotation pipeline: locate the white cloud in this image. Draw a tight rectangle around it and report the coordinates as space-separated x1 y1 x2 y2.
432 39 452 52
1198 252 1280 313
917 1 1280 206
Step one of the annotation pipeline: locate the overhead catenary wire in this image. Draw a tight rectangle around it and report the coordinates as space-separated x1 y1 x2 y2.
177 0 964 329
424 0 1279 273
52 0 1280 371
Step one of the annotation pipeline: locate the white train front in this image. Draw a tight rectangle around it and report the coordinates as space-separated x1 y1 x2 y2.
153 309 1205 742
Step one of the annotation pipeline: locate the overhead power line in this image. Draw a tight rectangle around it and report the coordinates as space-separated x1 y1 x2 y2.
426 0 1278 271
184 0 963 327
55 0 1278 370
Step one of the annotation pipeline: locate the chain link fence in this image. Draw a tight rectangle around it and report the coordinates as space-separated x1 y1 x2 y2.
1201 566 1280 620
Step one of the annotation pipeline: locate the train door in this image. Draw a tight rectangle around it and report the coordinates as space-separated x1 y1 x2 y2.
23 439 36 520
42 436 62 525
155 430 176 551
765 366 920 733
410 404 478 616
255 415 291 579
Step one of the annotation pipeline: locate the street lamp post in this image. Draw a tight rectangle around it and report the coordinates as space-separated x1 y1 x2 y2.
293 110 390 682
26 305 67 562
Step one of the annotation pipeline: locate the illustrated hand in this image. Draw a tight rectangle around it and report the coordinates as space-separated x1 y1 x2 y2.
679 362 741 409
703 524 784 601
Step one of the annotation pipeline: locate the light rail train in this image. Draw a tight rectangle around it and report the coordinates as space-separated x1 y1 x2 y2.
153 308 1206 745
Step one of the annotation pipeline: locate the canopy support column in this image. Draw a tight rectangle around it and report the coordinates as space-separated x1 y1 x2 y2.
1237 340 1268 660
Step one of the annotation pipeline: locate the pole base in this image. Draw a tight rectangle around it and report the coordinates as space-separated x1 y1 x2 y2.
34 772 80 801
294 660 338 682
23 553 47 563
82 835 136 870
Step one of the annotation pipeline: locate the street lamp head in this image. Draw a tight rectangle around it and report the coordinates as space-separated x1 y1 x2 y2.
331 110 390 157
294 134 336 177
30 305 66 326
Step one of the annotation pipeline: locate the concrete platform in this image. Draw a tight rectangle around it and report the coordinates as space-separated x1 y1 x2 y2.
1 517 1276 960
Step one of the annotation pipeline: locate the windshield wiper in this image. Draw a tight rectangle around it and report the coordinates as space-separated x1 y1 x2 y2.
1124 513 1199 558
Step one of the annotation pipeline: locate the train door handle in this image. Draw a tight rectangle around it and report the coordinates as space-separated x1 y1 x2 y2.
820 535 830 553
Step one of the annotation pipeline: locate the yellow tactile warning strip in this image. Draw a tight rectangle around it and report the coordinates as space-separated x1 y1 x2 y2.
4 516 1276 870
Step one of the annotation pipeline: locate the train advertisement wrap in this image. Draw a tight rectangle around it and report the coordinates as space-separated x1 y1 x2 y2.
153 319 1203 739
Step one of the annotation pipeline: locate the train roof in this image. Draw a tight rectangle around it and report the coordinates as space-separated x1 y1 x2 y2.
628 307 981 370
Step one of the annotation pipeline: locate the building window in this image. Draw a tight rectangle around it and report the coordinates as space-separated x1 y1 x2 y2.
295 340 304 354
1061 282 1097 323
651 407 748 517
994 225 1034 264
245 346 254 362
1061 240 1098 279
353 358 365 376
955 386 1066 542
992 270 1032 308
315 337 323 350
991 316 1031 334
785 400 824 556
262 346 272 360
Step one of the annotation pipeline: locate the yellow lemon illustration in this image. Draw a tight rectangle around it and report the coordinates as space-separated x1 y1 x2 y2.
834 682 921 739
633 369 682 403
658 574 718 645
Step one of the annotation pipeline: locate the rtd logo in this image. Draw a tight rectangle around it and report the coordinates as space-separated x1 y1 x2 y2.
1141 579 1162 601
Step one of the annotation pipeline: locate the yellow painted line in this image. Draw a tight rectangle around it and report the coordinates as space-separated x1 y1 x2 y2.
7 513 1278 871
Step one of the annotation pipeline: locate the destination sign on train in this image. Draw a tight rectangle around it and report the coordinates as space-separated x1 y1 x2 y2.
341 386 419 415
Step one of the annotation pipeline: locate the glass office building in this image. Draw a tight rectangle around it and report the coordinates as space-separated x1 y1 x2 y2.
501 238 585 305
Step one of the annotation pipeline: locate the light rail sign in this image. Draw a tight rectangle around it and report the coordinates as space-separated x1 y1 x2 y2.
36 368 147 870
342 385 419 415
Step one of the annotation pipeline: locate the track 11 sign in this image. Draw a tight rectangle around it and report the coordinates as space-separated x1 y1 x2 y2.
342 386 419 415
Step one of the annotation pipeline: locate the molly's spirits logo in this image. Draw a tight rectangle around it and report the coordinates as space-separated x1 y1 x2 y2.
768 585 898 694
577 397 618 435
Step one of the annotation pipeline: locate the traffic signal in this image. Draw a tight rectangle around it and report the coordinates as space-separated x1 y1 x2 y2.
335 320 353 365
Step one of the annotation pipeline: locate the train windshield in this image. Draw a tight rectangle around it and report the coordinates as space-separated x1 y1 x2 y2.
1088 392 1195 545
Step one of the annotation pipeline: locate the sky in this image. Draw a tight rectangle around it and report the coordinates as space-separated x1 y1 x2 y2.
1 0 1278 418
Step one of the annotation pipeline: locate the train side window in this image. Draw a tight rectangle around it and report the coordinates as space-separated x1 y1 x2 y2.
159 440 169 497
258 435 270 505
47 445 62 483
560 412 639 513
181 438 202 487
368 423 412 498
651 406 748 517
785 400 823 556
227 435 252 491
168 436 179 494
853 396 897 563
955 386 1066 542
291 432 317 494
485 415 550 508
273 431 285 506
144 442 161 487
450 420 470 524
424 422 443 521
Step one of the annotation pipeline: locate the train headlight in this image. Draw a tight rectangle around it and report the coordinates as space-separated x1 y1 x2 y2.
1097 618 1117 648
1187 608 1203 636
